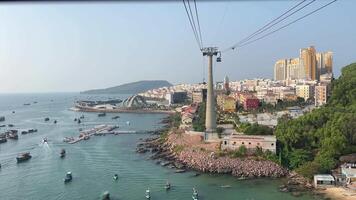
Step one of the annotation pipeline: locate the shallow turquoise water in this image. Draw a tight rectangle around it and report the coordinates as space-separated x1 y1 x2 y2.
0 93 317 200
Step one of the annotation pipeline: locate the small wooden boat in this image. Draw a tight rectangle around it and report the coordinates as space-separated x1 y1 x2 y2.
113 174 119 181
44 117 50 122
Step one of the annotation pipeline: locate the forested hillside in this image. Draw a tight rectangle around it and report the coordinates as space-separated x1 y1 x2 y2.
275 63 356 178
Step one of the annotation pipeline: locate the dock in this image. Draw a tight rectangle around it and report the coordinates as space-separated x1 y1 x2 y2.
63 124 141 144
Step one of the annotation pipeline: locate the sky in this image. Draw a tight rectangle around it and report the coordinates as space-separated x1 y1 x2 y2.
0 0 355 93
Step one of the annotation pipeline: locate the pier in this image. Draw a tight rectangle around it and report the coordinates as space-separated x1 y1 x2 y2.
63 124 150 144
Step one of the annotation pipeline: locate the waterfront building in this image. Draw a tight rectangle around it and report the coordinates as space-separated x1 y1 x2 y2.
221 135 276 153
296 84 315 101
315 84 329 106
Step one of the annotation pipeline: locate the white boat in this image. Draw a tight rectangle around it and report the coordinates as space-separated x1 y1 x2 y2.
192 188 198 200
145 188 150 199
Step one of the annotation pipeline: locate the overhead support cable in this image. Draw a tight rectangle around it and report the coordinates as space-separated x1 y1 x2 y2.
183 0 202 50
194 0 204 48
237 0 338 48
236 0 310 47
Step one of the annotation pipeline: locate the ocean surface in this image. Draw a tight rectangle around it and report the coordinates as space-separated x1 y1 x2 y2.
0 93 316 200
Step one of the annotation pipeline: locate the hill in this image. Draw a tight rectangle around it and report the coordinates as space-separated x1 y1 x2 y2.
81 80 172 94
275 62 356 178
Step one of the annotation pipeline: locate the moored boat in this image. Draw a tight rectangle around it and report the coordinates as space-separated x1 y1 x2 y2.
112 116 120 119
98 113 106 117
16 152 32 163
0 137 7 144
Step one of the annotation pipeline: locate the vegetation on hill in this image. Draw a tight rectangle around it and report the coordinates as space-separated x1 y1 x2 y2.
275 63 356 178
193 103 206 132
237 122 274 135
81 80 172 94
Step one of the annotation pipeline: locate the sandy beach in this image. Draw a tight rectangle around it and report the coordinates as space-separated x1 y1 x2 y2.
318 187 356 200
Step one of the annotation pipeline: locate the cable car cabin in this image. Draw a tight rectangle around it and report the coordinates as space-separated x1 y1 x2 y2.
216 57 222 62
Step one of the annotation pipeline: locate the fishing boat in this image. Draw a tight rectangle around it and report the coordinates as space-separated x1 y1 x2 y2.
80 115 85 119
42 137 48 143
145 188 150 199
192 188 198 200
54 120 57 124
98 113 106 117
113 174 119 181
44 117 50 122
16 152 32 163
60 149 66 158
64 172 72 183
164 181 171 190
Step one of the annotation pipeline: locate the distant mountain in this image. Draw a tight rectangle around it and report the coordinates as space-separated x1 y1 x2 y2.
81 80 172 94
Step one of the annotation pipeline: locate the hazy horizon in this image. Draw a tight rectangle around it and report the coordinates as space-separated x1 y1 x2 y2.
1 1 355 93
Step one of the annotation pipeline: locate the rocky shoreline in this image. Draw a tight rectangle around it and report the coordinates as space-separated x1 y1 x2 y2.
136 135 288 178
136 131 330 198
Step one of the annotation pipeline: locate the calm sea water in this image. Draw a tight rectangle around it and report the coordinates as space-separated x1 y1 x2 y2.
0 93 316 200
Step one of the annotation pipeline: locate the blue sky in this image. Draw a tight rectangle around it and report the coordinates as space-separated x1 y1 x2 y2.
0 0 355 93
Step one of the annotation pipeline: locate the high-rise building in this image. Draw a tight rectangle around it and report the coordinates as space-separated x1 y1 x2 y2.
287 58 305 80
274 59 287 80
274 46 332 81
316 51 333 78
300 46 317 80
324 51 333 74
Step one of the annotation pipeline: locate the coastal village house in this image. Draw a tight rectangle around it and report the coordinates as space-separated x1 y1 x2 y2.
221 135 276 153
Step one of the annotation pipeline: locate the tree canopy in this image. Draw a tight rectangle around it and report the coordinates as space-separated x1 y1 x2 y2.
275 63 356 178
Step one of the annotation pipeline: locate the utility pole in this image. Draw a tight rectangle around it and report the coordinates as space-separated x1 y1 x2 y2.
202 47 219 141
